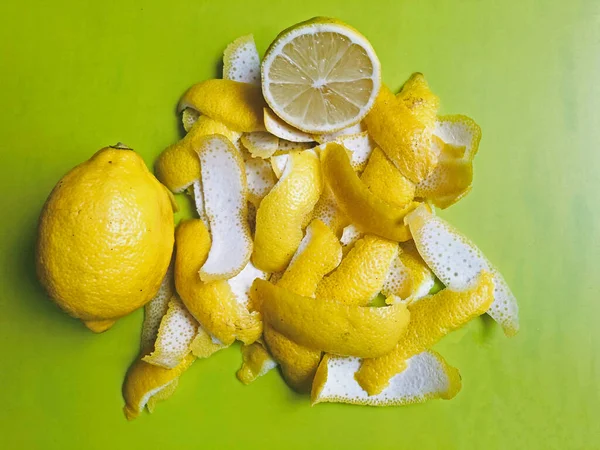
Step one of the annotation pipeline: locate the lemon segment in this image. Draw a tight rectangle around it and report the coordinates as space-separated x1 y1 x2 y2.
181 108 201 133
406 205 519 336
178 79 266 132
264 108 314 142
197 134 253 281
356 272 494 395
321 142 418 241
223 34 261 85
315 235 398 305
123 354 195 420
36 146 174 331
237 341 278 385
241 131 280 159
255 279 410 357
311 351 460 406
175 219 262 345
142 295 198 369
360 147 415 208
155 115 241 192
140 262 175 354
253 150 323 272
382 241 435 302
396 72 439 131
364 84 436 183
261 17 381 134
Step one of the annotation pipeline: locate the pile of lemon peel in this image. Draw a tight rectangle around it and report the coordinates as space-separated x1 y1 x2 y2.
122 17 519 419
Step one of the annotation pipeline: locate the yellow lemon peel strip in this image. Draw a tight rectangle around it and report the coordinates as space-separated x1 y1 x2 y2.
190 326 228 359
406 204 519 336
396 72 439 131
142 295 198 369
123 353 195 420
310 185 349 237
178 79 266 132
197 134 253 281
237 341 278 385
181 108 201 133
175 219 262 345
223 34 261 85
311 350 460 406
360 147 415 208
241 131 280 159
381 241 435 302
321 142 418 241
253 150 323 272
335 131 375 171
364 84 436 183
339 224 363 251
316 235 398 305
155 115 241 192
140 261 175 354
239 146 276 207
255 279 410 358
356 271 494 395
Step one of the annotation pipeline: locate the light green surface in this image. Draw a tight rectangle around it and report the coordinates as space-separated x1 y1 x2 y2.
1 0 598 448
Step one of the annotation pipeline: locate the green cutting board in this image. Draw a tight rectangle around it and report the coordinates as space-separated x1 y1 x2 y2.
1 0 598 448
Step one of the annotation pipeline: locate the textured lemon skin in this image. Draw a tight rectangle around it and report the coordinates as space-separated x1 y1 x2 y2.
36 146 175 331
356 272 494 395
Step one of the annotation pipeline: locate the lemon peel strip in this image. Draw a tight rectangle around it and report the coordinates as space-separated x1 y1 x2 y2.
264 107 314 142
406 205 519 336
241 131 280 159
223 34 261 85
197 134 253 281
311 351 460 406
237 341 278 385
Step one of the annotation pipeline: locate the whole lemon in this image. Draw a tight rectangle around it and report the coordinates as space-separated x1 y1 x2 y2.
36 144 175 332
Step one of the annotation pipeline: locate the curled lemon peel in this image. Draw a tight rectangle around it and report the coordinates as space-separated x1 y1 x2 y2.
364 84 436 183
263 108 314 142
237 341 278 385
155 115 240 192
396 72 439 131
197 134 253 281
382 241 435 302
175 219 262 345
252 149 323 272
140 261 175 354
241 131 280 159
356 271 494 395
311 350 460 406
223 34 261 85
406 204 519 336
321 142 418 241
181 108 201 133
178 79 266 132
360 147 415 208
315 234 398 305
142 295 198 369
255 279 410 358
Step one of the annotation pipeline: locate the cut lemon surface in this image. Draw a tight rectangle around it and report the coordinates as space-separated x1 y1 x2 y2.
406 204 519 336
311 351 460 406
356 272 494 395
261 17 381 134
255 279 410 357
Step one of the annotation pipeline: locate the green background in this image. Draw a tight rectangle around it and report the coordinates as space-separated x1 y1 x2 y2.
1 0 598 448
